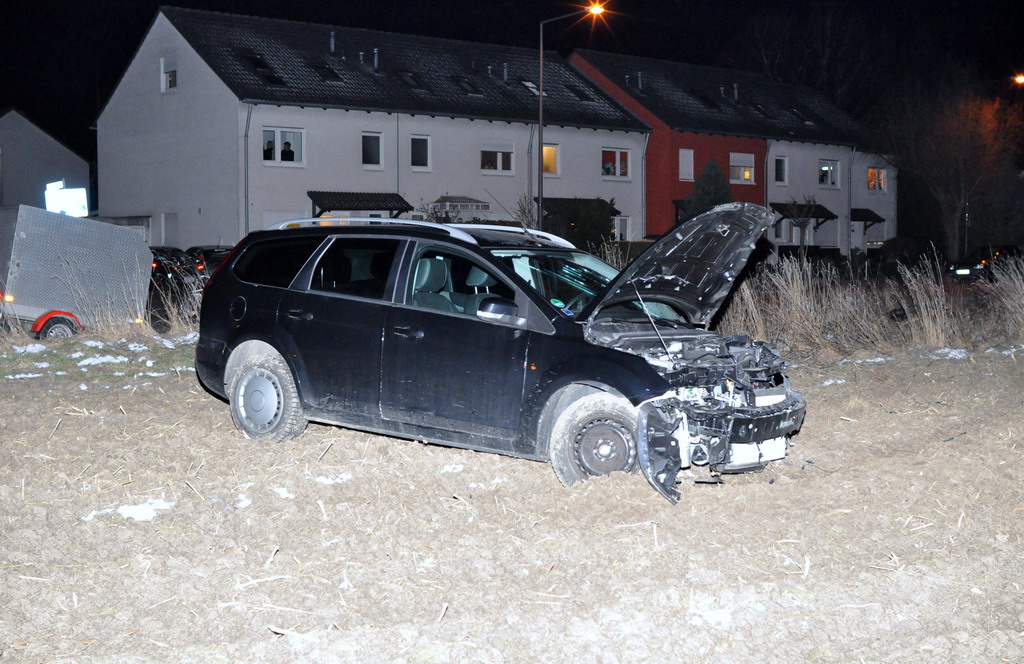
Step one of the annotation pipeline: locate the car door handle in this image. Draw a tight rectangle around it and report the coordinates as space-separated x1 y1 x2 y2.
286 309 313 321
392 326 424 339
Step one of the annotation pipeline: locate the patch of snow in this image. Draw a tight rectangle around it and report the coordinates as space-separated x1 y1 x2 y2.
127 343 148 353
117 498 175 521
821 379 846 386
152 336 176 349
5 373 44 379
79 384 88 391
272 487 295 499
310 473 353 485
69 351 84 358
930 348 969 360
83 340 106 348
469 477 508 490
440 464 464 474
235 494 252 509
13 344 47 354
33 362 50 368
77 355 128 366
174 332 199 345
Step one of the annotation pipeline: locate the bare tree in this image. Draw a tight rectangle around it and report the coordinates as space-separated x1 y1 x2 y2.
874 69 1024 259
786 195 819 260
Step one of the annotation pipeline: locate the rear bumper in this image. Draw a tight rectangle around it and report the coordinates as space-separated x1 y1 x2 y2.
195 336 228 398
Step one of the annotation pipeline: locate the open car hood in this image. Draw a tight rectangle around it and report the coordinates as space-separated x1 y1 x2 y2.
583 203 775 328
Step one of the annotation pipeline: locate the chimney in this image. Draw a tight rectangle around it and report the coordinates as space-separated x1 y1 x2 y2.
733 83 739 101
503 63 508 83
636 71 643 92
625 73 631 87
358 51 364 64
487 65 493 76
329 31 335 54
373 48 379 71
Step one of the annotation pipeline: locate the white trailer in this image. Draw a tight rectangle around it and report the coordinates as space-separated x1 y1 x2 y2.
0 205 151 338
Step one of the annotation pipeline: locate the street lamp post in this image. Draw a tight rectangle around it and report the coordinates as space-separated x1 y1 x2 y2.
537 3 605 231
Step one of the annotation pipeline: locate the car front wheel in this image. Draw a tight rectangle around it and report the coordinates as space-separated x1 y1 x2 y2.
228 353 307 442
549 392 638 488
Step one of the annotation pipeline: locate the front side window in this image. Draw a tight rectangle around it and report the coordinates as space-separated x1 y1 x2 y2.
491 248 618 317
409 248 515 315
601 149 629 177
362 132 382 168
819 159 840 187
543 144 559 175
774 156 788 185
310 237 400 300
867 167 887 190
729 152 755 184
263 128 304 165
411 135 431 170
679 148 694 181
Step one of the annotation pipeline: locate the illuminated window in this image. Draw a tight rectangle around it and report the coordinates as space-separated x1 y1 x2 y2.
867 167 887 190
819 159 840 187
679 148 694 181
729 153 755 184
262 127 304 165
601 149 629 177
543 144 559 175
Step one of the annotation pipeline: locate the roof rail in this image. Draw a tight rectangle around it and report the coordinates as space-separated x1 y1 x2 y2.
449 224 576 249
265 217 478 244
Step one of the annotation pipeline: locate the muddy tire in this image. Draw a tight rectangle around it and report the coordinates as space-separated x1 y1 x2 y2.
549 392 638 488
228 353 307 442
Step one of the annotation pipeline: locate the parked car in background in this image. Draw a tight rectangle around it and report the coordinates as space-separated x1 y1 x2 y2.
186 245 234 282
195 204 806 503
947 245 1022 283
149 246 202 333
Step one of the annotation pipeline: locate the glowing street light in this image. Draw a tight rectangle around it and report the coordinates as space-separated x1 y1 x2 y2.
537 3 606 230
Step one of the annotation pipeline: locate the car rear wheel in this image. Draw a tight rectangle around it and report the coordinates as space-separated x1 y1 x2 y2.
229 353 307 442
39 317 77 339
549 392 638 488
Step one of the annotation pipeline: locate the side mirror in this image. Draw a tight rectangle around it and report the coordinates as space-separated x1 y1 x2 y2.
476 297 527 328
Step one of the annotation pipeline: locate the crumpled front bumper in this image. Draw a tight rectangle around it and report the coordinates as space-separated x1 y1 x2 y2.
636 390 806 503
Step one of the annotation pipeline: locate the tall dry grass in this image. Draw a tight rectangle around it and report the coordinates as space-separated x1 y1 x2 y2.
716 255 1019 358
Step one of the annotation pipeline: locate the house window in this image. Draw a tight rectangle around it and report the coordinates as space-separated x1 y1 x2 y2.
773 219 786 241
774 156 788 185
543 144 559 175
729 153 755 184
362 132 382 168
411 135 431 170
262 128 304 165
521 80 544 96
481 141 514 174
601 149 629 177
679 148 694 181
161 56 177 92
867 167 887 190
819 159 840 187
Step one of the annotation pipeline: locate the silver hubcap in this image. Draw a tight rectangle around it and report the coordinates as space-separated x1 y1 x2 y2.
237 368 282 432
46 324 74 338
574 419 634 476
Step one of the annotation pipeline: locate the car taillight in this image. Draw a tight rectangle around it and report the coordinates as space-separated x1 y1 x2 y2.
1 291 13 303
152 261 158 269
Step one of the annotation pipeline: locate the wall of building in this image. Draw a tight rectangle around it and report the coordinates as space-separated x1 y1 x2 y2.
98 14 241 248
0 111 89 210
851 151 898 250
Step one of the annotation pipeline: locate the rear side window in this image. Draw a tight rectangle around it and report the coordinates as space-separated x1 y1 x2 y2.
310 237 401 300
234 236 324 287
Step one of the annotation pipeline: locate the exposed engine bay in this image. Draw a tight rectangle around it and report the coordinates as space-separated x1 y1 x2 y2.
587 318 806 503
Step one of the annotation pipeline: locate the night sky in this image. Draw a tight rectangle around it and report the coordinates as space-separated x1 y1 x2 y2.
3 0 1022 161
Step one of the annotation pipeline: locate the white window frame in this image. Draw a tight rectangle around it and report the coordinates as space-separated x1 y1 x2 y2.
679 148 694 181
774 156 789 185
601 148 630 179
543 143 560 176
819 159 840 187
729 152 755 184
262 127 305 167
480 140 514 175
362 132 383 170
867 167 887 191
410 135 431 171
160 56 177 93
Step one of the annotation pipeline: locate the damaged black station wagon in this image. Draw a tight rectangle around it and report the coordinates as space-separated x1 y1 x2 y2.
196 203 805 502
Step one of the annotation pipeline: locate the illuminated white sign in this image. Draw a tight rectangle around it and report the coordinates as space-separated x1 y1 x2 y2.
43 180 88 217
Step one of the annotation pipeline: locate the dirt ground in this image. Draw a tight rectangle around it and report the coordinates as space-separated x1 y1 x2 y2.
1 333 1023 663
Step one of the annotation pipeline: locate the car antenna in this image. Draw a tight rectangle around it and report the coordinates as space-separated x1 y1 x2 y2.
632 282 673 359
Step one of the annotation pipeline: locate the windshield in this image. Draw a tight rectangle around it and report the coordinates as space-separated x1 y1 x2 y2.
490 248 616 317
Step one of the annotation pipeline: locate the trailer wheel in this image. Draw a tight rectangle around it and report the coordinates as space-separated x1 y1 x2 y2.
39 317 78 339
